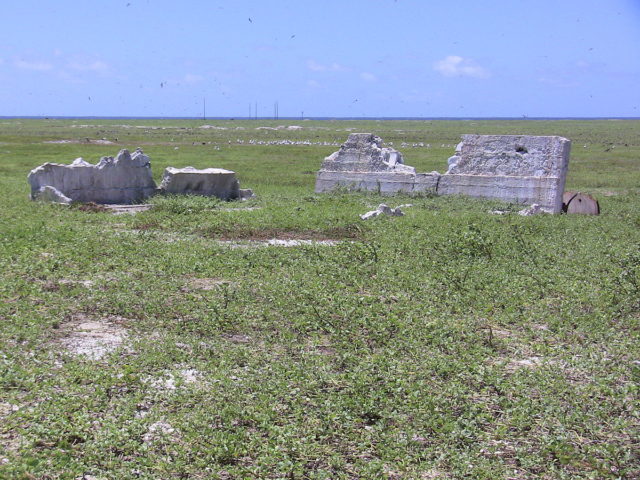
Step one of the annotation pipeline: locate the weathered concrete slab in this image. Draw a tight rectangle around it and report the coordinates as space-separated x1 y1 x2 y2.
315 171 439 194
28 148 156 204
442 134 570 212
437 174 565 210
158 166 241 200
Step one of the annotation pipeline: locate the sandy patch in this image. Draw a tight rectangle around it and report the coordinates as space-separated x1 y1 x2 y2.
143 367 204 394
43 139 114 145
505 355 545 373
58 315 128 360
0 403 21 465
223 334 252 344
143 421 179 444
101 204 153 215
218 238 343 249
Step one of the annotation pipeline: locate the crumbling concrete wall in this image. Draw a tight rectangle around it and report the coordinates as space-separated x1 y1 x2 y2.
316 133 571 213
440 134 570 213
315 133 439 194
28 148 156 204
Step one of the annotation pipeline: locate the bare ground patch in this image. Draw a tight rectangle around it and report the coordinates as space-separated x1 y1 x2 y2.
143 367 204 393
0 403 22 466
55 314 129 360
203 225 363 242
101 204 153 215
42 139 115 144
182 277 236 292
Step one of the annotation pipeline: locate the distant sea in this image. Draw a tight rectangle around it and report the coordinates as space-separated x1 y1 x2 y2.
1 116 639 121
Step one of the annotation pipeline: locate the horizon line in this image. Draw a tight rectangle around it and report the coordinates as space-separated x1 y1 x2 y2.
2 116 640 121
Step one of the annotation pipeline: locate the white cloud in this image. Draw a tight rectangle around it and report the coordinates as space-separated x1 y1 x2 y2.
433 55 489 78
14 59 53 71
69 60 109 74
183 73 203 84
307 79 321 88
360 72 377 82
307 60 347 72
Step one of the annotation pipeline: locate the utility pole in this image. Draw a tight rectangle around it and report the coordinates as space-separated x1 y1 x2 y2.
203 97 206 120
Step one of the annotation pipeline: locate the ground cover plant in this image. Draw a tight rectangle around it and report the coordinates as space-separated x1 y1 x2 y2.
0 118 638 479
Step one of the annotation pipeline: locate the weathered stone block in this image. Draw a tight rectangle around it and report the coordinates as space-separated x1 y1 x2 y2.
28 148 156 204
319 133 415 174
158 166 241 200
315 133 427 194
443 134 570 212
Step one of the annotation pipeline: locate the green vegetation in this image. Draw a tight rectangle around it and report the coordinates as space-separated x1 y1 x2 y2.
0 119 638 479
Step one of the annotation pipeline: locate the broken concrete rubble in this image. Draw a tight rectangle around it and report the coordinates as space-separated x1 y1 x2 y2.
33 185 72 204
316 133 571 213
360 204 405 220
517 204 546 216
28 148 156 204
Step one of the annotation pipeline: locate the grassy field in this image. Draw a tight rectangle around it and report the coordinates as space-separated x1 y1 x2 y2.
0 118 638 479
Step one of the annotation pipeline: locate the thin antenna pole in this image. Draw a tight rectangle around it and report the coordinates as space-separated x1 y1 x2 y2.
203 97 206 120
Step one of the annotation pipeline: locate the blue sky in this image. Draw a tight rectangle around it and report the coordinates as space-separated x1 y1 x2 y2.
1 0 639 118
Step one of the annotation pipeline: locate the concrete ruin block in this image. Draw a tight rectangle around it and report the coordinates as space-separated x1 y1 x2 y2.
28 149 156 204
440 134 570 213
315 133 439 194
158 166 241 200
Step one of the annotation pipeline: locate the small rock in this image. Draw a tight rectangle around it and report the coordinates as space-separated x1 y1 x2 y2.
238 188 254 200
33 186 72 204
360 203 404 220
518 203 547 216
